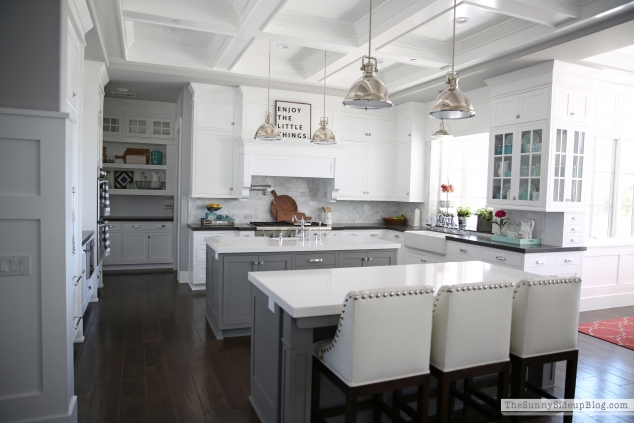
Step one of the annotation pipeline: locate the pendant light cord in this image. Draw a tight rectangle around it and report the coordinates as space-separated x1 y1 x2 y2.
268 41 271 113
323 50 326 117
368 0 372 58
451 0 456 73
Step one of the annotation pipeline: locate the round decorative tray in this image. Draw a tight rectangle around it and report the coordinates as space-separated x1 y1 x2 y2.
383 217 407 225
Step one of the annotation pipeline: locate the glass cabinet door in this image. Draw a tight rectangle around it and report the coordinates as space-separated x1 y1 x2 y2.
491 130 514 202
518 127 543 204
570 130 585 204
552 128 568 204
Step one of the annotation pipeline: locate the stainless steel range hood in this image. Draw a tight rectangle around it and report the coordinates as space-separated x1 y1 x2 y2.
233 136 344 202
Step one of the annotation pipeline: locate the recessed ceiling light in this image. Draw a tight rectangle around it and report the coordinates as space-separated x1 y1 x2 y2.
454 17 470 24
163 27 181 33
172 19 182 24
117 87 130 92
276 44 290 49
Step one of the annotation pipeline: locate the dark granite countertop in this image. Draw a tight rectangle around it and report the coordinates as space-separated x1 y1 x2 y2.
108 216 174 222
330 223 427 232
445 235 587 253
82 231 94 246
188 223 256 231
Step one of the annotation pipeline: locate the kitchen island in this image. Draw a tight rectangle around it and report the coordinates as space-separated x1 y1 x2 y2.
204 236 400 339
248 261 542 423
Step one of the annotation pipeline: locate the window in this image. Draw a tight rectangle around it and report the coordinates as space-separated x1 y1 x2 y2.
439 133 489 216
585 138 634 238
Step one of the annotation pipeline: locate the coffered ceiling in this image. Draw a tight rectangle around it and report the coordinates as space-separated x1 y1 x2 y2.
89 0 634 102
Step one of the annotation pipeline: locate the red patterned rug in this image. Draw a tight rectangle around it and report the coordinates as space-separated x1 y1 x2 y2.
578 317 634 350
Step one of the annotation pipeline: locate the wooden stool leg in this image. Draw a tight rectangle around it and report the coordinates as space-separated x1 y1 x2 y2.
448 381 456 419
392 389 402 422
374 393 383 423
463 378 472 416
498 366 510 422
436 375 451 423
418 380 430 423
564 354 578 423
345 392 358 423
311 361 321 423
510 357 527 423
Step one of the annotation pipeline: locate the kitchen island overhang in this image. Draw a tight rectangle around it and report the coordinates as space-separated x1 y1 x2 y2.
204 236 400 340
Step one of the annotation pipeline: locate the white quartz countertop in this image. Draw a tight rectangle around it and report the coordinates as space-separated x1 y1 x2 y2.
205 236 400 255
249 261 540 318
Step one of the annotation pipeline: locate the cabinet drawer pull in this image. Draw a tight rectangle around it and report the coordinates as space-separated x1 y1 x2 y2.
259 261 264 265
72 91 77 98
156 224 166 228
309 258 323 263
569 238 577 242
73 315 83 330
132 225 141 228
370 233 378 237
368 257 372 261
333 233 340 236
516 114 520 118
88 286 92 290
243 234 252 237
564 258 573 263
349 234 357 236
570 112 575 116
394 234 400 239
108 224 113 228
210 235 220 237
73 275 83 286
570 228 576 231
496 256 507 261
536 260 546 264
253 261 260 265
571 216 577 220
459 248 468 253
421 259 427 263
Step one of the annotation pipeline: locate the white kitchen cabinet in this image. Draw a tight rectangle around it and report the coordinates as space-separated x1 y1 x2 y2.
195 102 235 131
125 116 150 137
191 129 235 197
553 87 591 125
393 141 425 202
491 88 549 127
150 118 173 138
123 232 149 262
366 142 395 199
338 140 395 201
339 115 396 142
397 119 412 143
190 230 239 290
338 140 366 199
102 231 122 265
67 30 80 111
548 126 587 210
149 231 173 263
103 115 123 136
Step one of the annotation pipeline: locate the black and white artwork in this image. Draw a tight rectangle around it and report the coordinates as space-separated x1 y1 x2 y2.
274 101 311 139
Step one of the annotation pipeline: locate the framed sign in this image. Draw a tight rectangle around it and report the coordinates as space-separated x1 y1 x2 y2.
275 101 311 140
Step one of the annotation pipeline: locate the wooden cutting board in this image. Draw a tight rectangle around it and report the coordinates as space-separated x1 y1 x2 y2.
270 190 298 221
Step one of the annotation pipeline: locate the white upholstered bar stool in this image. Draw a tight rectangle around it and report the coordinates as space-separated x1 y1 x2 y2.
509 277 582 423
311 286 435 423
427 281 514 423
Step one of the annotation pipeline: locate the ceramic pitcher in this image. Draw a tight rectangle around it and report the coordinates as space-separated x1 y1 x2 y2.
496 161 510 177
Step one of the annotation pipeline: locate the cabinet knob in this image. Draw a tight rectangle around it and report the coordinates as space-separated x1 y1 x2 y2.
133 225 141 228
516 114 520 118
570 112 575 116
394 234 400 238
72 92 77 97
231 122 235 125
406 192 409 195
230 187 233 191
564 258 573 262
368 133 371 136
536 260 546 264
156 224 165 228
513 196 517 200
148 235 151 238
571 216 576 220
370 233 378 237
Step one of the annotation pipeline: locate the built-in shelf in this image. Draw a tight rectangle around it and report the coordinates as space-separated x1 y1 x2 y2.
109 189 175 196
103 136 176 145
103 163 167 170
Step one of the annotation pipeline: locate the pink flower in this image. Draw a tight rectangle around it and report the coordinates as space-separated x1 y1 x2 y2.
494 210 507 219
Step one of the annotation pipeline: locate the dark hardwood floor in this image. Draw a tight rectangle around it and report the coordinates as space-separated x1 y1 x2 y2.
74 271 634 423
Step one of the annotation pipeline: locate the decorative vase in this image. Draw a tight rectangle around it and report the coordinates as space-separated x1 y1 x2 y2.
492 224 500 235
476 217 493 233
458 216 467 230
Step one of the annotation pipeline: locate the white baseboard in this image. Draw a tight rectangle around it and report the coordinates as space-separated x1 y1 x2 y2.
580 292 634 312
18 396 77 423
188 279 206 291
178 270 189 283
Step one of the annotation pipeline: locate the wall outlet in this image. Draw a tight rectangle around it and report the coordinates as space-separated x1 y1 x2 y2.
0 255 31 276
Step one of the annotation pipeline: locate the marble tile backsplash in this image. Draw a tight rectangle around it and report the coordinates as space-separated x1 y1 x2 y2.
498 209 546 240
189 176 424 224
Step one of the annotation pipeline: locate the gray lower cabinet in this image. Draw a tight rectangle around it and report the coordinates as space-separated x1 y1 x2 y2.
206 247 396 339
338 251 395 268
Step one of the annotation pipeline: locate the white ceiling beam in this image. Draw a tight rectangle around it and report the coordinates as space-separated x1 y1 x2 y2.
123 20 135 50
512 0 580 18
266 12 359 47
456 18 536 54
121 0 239 35
464 0 560 27
384 66 442 91
301 51 348 80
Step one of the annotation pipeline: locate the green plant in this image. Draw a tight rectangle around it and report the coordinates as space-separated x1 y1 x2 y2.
438 210 455 218
456 206 472 218
475 207 493 221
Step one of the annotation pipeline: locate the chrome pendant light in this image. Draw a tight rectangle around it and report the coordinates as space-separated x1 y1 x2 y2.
429 0 475 120
431 119 453 140
342 0 392 110
312 50 337 145
255 41 281 140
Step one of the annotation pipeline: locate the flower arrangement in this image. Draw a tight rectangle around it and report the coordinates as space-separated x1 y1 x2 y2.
493 209 508 231
441 183 454 193
475 207 493 221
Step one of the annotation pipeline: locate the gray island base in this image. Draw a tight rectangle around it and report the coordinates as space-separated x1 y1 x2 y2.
204 236 399 340
247 262 560 423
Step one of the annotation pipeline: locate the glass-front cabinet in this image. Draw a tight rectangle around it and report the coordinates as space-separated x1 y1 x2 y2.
488 123 547 209
548 126 586 209
487 122 586 211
